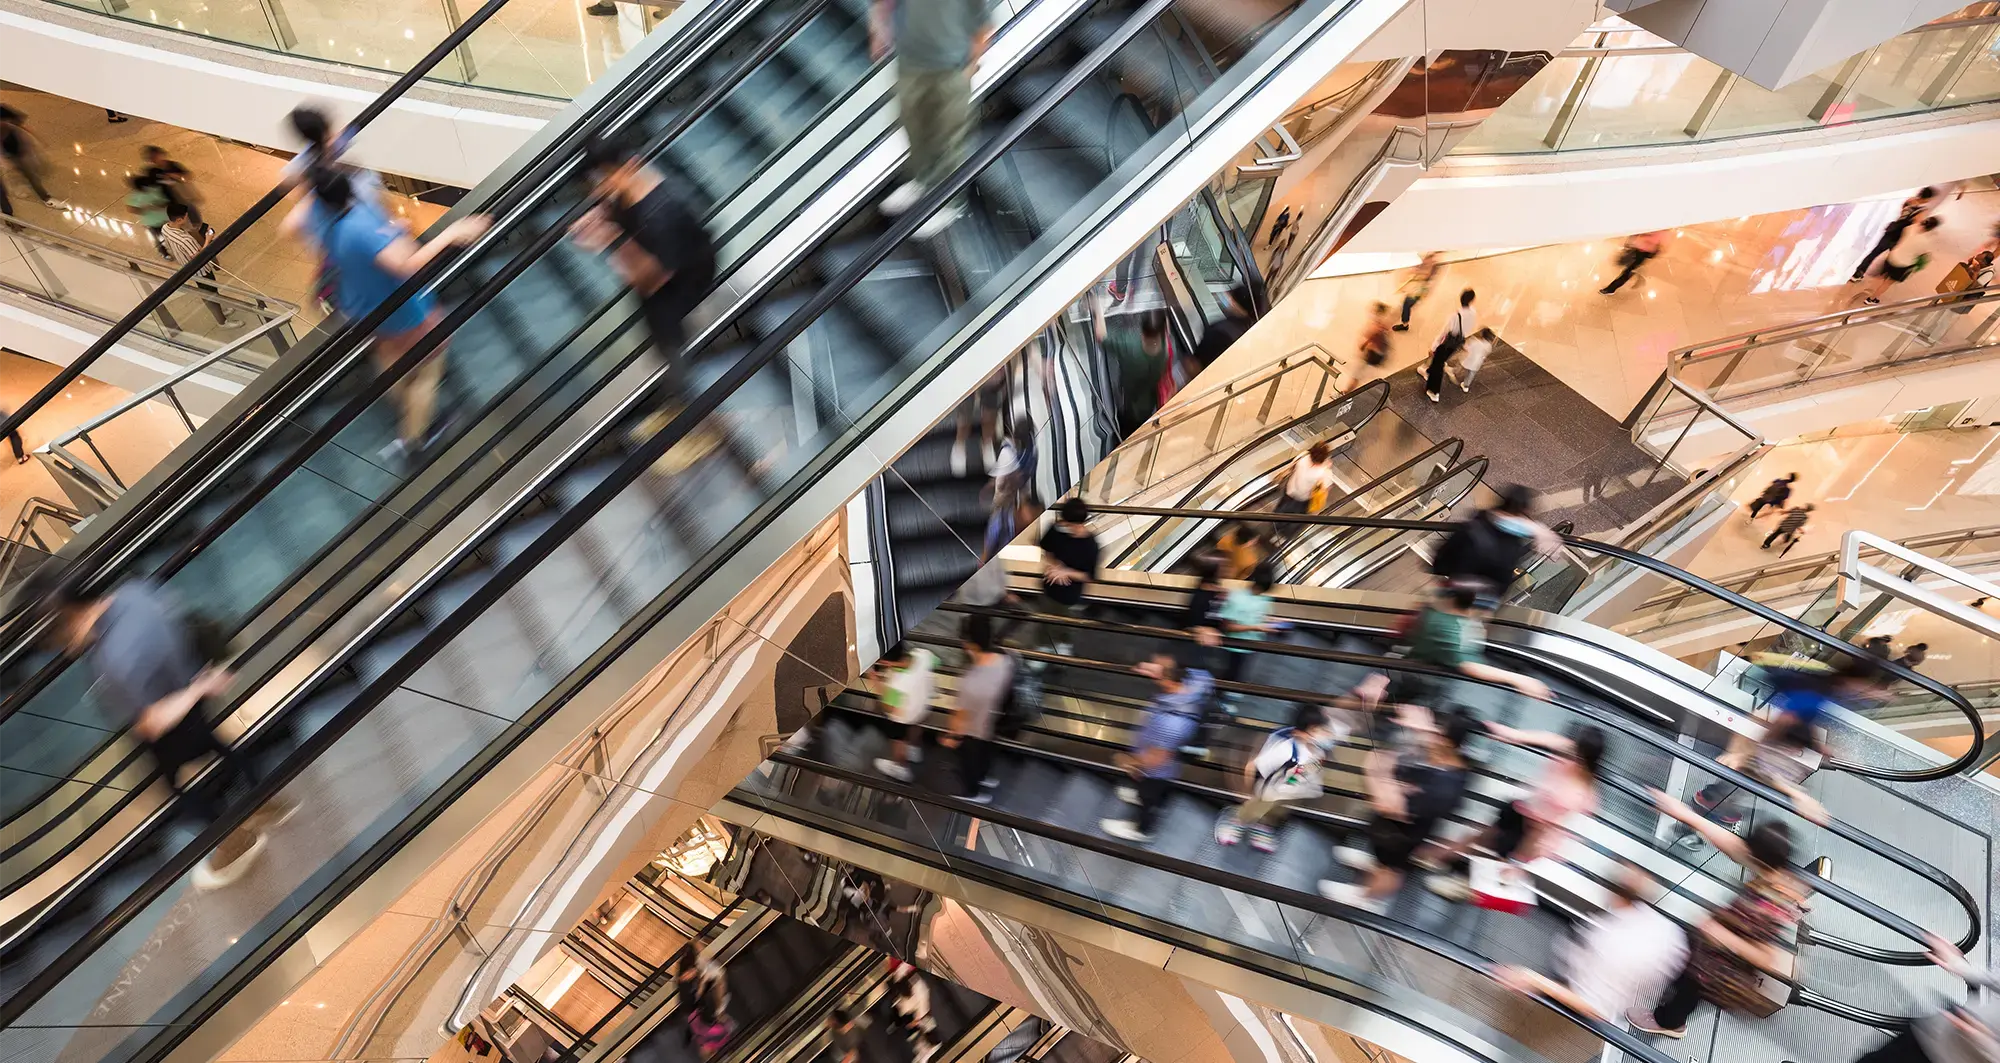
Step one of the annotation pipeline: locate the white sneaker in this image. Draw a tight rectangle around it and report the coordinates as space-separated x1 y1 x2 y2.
1116 786 1139 804
1101 818 1153 843
874 758 913 782
881 181 927 217
1426 390 1441 403
1335 846 1377 871
950 439 968 478
965 790 994 805
1318 880 1387 913
915 204 963 240
193 831 268 890
1215 815 1243 846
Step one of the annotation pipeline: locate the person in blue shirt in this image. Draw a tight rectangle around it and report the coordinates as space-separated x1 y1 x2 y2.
1102 652 1212 843
282 165 489 461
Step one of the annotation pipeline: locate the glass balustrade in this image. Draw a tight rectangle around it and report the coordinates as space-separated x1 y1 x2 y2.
1453 11 2000 156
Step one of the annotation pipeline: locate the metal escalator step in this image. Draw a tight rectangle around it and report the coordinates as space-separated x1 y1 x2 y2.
884 484 986 532
891 431 986 482
720 59 823 151
778 8 870 96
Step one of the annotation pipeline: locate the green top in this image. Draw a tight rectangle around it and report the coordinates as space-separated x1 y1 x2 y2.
1103 327 1163 419
893 0 990 71
126 186 169 228
1409 606 1478 669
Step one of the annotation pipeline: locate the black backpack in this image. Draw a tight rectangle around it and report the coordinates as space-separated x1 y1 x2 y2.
997 656 1042 738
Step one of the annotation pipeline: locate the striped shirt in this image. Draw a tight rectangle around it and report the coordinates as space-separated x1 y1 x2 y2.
1776 509 1810 535
159 223 215 278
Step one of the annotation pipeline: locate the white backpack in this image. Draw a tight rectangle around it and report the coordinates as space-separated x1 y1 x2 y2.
1251 730 1323 802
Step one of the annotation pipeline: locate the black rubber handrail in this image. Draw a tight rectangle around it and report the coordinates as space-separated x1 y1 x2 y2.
933 597 1981 968
0 0 1185 1025
1086 504 1988 782
743 751 1699 1057
0 0 843 884
1276 454 1487 583
0 0 769 652
1105 376 1391 568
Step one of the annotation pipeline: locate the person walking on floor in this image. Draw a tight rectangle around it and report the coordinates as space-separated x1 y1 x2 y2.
1897 643 1930 672
872 0 992 240
1445 327 1495 392
1628 789 1809 1039
1265 205 1292 247
1101 651 1212 844
284 166 490 464
1 404 26 464
1853 186 1938 282
1600 230 1668 295
0 105 60 209
1214 700 1344 852
1422 288 1476 403
1748 473 1797 519
126 172 173 259
144 145 208 233
1355 300 1393 379
945 614 1013 803
1392 252 1442 331
1858 215 1944 306
1763 504 1812 552
159 202 243 328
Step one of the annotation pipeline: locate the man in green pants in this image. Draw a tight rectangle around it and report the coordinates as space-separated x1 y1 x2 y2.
872 0 991 240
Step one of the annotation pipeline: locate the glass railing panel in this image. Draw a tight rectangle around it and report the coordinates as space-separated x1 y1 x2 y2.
1942 24 2000 102
1450 54 1592 153
1561 52 1722 150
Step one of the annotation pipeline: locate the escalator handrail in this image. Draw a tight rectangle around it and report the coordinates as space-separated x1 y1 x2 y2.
1275 454 1486 583
1084 504 1988 782
0 0 849 882
935 596 1983 963
751 749 1701 1058
0 0 774 657
0 0 1208 1025
1104 377 1390 567
0 0 527 449
553 898 752 1063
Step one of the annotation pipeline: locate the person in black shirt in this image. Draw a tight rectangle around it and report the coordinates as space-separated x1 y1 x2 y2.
144 145 207 231
1036 497 1099 654
1320 707 1477 914
1191 285 1255 371
572 138 717 392
1747 473 1797 519
1430 484 1561 596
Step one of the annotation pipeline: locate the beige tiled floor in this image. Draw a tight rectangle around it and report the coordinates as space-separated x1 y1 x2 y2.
0 348 192 526
1 83 451 323
1210 185 2000 422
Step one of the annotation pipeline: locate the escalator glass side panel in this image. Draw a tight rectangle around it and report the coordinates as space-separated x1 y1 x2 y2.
0 0 889 877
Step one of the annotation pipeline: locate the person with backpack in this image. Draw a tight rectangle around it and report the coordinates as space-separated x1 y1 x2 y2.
946 614 1014 803
1102 652 1212 843
284 165 490 463
870 643 936 782
1214 701 1345 852
1747 473 1797 519
1422 288 1476 403
1430 484 1562 596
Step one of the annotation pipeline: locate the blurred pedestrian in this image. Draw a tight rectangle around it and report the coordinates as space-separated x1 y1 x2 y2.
1211 522 1267 581
1431 484 1562 596
1265 205 1292 247
872 0 992 239
688 993 734 1060
1853 187 1937 282
1859 216 1943 305
1319 707 1478 914
573 137 716 370
1095 299 1168 437
1897 643 1930 671
1356 300 1393 375
21 568 293 889
826 1008 869 1063
126 172 173 259
1600 230 1668 295
1629 790 1808 1039
1392 252 1442 331
1426 724 1604 900
870 643 936 782
283 105 389 213
1036 497 1099 654
1493 862 1688 1023
1 404 25 464
1448 327 1497 392
1214 700 1343 852
946 614 1013 802
1406 582 1551 702
1192 284 1255 370
886 963 935 1041
1762 504 1812 552
1422 288 1476 403
0 105 58 208
286 166 490 463
1747 473 1797 519
1101 651 1211 843
144 145 207 232
1275 440 1336 514
1838 933 1997 1063
1216 563 1282 700
160 202 243 328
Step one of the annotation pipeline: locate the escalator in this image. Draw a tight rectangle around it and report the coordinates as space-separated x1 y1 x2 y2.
1 0 1406 1055
725 588 1985 1063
